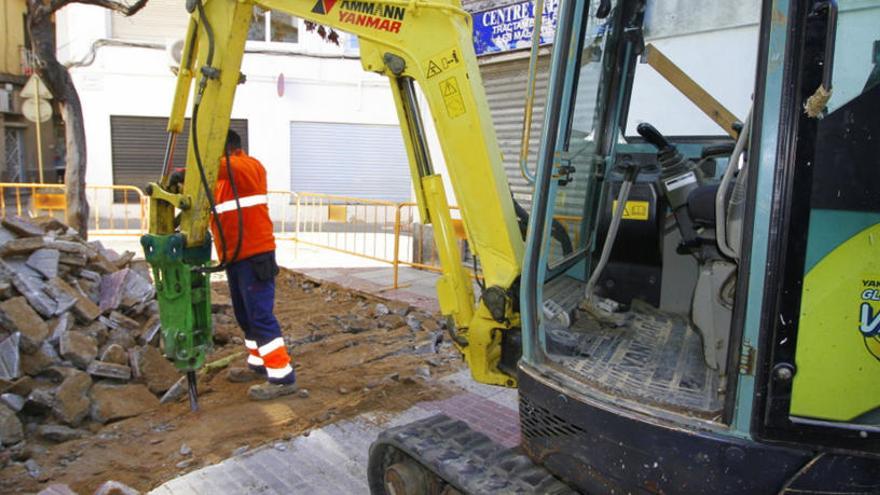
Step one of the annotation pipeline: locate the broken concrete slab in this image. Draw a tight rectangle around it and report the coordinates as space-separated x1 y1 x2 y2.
58 252 87 267
0 393 24 412
48 313 74 346
53 370 92 426
59 331 98 370
1 236 46 256
20 342 59 376
31 215 68 233
138 314 161 346
87 361 131 381
25 386 55 414
0 403 24 445
90 383 159 423
46 277 101 322
1 215 45 237
79 321 109 347
26 248 60 279
0 297 49 353
99 269 128 313
108 311 140 331
100 344 128 366
38 424 89 443
0 333 21 380
45 239 88 256
131 345 178 394
0 259 57 318
105 327 136 350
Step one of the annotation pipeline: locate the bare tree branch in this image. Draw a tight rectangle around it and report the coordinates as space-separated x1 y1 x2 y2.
58 0 148 15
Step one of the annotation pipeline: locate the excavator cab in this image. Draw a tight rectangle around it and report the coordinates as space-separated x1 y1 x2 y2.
518 0 880 491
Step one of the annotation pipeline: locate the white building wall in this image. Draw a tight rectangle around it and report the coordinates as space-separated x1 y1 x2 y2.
53 3 451 211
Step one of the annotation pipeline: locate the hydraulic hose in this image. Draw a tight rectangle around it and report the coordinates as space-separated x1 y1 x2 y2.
584 176 634 301
187 0 244 273
715 109 751 260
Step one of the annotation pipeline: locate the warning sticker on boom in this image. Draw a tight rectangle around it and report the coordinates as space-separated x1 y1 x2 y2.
611 200 650 220
439 77 466 118
426 48 461 79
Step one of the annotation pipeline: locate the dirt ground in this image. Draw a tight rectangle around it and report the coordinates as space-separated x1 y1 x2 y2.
0 269 461 494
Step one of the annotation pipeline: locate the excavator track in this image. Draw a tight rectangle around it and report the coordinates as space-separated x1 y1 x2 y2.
367 414 575 495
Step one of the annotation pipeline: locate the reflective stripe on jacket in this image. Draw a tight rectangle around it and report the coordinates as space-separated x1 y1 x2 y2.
211 149 276 262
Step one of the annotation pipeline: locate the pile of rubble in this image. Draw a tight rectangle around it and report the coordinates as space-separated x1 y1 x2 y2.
0 215 178 471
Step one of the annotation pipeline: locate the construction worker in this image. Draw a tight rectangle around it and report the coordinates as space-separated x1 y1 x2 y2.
213 130 298 400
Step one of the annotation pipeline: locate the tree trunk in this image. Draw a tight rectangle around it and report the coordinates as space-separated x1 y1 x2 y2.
28 9 89 238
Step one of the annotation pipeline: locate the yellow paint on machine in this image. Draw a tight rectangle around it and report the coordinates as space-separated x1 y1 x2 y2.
611 200 650 221
791 223 880 422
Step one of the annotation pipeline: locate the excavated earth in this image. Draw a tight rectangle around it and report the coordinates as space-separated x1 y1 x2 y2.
0 269 461 494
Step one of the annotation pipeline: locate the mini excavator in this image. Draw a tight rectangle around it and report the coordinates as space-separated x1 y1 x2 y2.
142 0 880 492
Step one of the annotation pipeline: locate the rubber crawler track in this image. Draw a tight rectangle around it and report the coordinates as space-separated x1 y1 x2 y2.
367 414 576 494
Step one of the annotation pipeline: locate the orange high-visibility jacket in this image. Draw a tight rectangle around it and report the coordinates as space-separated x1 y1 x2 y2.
211 149 276 262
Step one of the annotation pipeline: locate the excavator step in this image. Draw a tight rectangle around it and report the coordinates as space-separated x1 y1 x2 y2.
367 414 575 494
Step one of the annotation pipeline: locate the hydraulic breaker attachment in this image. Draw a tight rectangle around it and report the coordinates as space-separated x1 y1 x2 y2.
140 233 213 374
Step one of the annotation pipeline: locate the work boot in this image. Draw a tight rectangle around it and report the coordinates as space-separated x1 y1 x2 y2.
227 367 262 383
248 381 299 401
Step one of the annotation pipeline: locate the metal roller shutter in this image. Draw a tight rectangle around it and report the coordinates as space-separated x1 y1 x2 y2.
480 55 597 220
110 115 248 200
479 55 551 208
289 121 410 202
111 0 189 43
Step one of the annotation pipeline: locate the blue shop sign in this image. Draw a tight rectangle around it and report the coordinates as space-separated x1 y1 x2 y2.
472 0 559 56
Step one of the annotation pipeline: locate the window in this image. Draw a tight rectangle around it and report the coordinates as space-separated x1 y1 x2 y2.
248 7 299 44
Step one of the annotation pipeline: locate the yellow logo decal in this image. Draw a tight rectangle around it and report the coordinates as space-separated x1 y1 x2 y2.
859 280 880 361
611 200 650 221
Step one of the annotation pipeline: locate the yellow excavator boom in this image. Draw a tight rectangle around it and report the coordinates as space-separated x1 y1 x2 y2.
144 0 525 387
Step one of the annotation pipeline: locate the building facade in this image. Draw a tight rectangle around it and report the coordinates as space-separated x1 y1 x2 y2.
1 0 62 185
55 0 421 209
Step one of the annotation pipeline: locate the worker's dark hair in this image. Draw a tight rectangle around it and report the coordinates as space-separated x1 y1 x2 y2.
226 130 242 152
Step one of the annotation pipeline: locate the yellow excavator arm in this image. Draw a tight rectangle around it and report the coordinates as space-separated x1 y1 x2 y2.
143 0 524 388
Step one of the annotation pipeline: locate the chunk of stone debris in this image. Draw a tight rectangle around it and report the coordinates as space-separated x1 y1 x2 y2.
46 277 100 322
342 317 373 334
93 480 141 495
0 393 25 412
0 333 21 380
137 315 161 346
1 215 45 237
53 370 92 426
0 297 49 353
26 387 56 414
48 313 74 346
24 458 49 481
179 443 192 456
99 268 154 313
87 361 132 381
26 248 60 279
159 376 187 404
0 403 24 445
90 383 159 423
0 260 56 317
130 345 178 394
20 342 58 376
2 236 46 256
406 314 422 331
375 303 390 316
38 424 88 443
100 344 128 366
415 365 432 379
60 331 98 369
